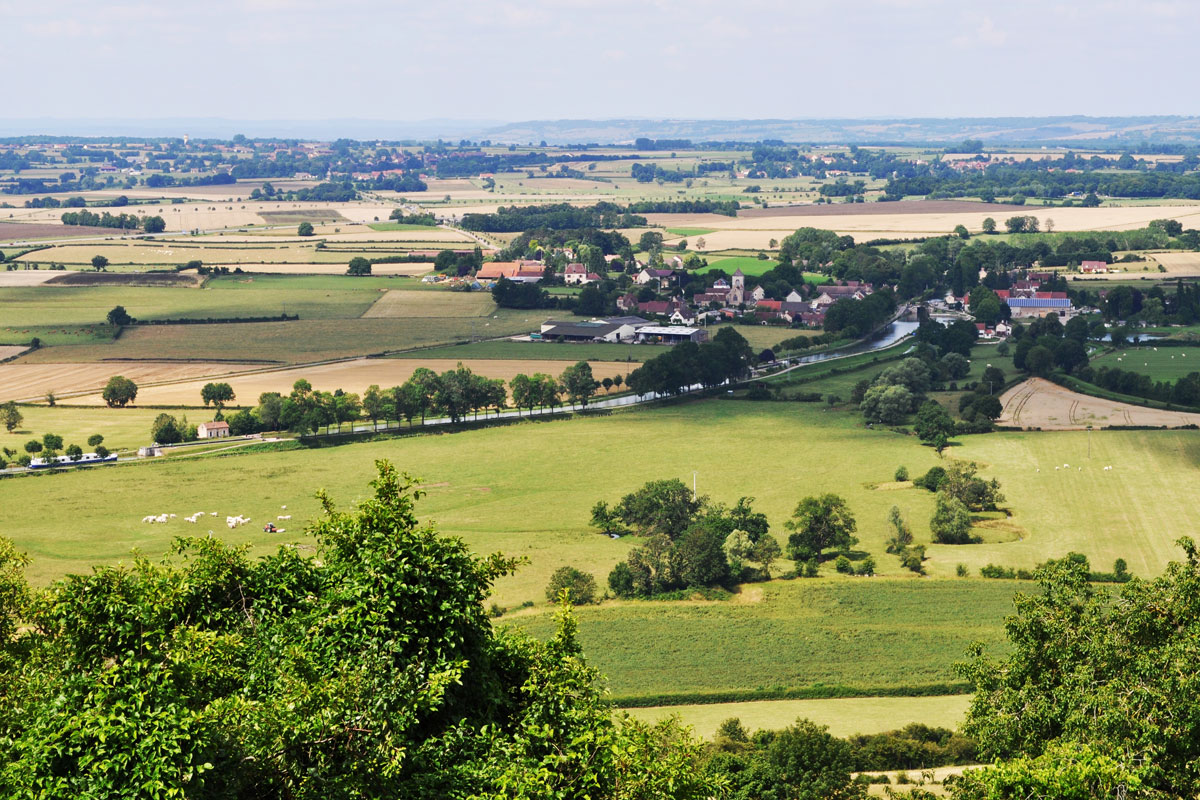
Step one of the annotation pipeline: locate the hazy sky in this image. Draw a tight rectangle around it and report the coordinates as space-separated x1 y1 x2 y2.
3 0 1196 127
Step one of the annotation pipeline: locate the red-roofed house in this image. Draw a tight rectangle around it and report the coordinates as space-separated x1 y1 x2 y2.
1081 260 1109 274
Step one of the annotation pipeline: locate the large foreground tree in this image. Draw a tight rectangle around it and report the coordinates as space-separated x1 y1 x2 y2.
955 539 1200 798
0 462 713 799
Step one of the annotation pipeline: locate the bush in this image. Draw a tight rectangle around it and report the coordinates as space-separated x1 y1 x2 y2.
913 466 946 492
803 559 819 578
545 566 598 605
956 564 969 577
855 556 876 576
894 465 909 482
835 555 853 574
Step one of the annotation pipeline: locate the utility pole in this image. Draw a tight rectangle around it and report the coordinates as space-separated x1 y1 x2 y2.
692 471 698 501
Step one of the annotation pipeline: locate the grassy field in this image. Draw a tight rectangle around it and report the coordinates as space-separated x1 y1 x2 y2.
4 405 167 452
665 228 717 237
0 274 401 328
510 578 1013 703
697 256 781 276
1090 345 1200 381
628 694 971 738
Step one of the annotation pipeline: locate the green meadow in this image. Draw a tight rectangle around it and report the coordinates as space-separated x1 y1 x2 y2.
1090 345 1200 381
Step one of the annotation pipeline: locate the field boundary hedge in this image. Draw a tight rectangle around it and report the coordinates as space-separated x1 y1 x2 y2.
129 314 300 326
612 682 973 708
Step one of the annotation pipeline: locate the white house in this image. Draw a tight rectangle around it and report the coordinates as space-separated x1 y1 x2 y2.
198 421 230 439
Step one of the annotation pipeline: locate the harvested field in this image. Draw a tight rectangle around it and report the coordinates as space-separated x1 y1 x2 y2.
0 271 60 286
737 199 1028 218
629 694 971 739
68 358 637 406
46 272 202 288
0 361 264 403
998 377 1200 430
1150 252 1200 277
0 345 28 361
0 222 118 241
208 262 432 276
362 290 497 318
257 210 348 223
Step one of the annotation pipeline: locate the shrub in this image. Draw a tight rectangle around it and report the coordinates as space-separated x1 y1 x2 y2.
899 545 926 574
855 556 876 576
956 564 969 577
803 559 819 578
894 465 909 482
546 566 598 605
913 466 947 492
835 555 852 574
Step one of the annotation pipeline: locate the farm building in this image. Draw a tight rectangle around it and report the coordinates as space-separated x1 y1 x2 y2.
198 421 230 439
538 316 651 343
476 262 545 283
1006 292 1075 319
634 326 710 344
1080 260 1109 274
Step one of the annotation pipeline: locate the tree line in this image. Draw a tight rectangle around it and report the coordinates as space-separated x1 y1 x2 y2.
219 360 622 438
60 209 167 232
460 202 647 232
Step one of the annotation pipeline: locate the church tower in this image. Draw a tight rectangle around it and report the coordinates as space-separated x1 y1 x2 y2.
729 268 745 306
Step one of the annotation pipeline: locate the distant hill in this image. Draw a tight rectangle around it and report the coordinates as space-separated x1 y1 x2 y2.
478 116 1200 147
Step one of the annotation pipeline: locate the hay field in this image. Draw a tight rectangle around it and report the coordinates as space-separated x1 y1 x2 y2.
0 345 28 360
0 361 261 403
67 358 636 406
362 290 497 318
1150 251 1200 277
998 377 1200 430
628 695 971 739
641 204 1200 247
206 262 432 276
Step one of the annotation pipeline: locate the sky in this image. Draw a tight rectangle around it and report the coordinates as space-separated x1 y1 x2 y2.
2 0 1197 133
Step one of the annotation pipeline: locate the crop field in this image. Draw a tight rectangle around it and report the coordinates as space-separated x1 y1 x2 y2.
67 357 637 406
362 290 498 318
1090 345 1200 381
0 361 262 403
628 694 972 739
0 222 117 241
257 210 348 223
997 377 1200 430
0 345 28 360
13 242 434 267
15 312 543 364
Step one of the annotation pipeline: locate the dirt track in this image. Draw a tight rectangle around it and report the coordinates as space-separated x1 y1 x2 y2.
999 377 1200 430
